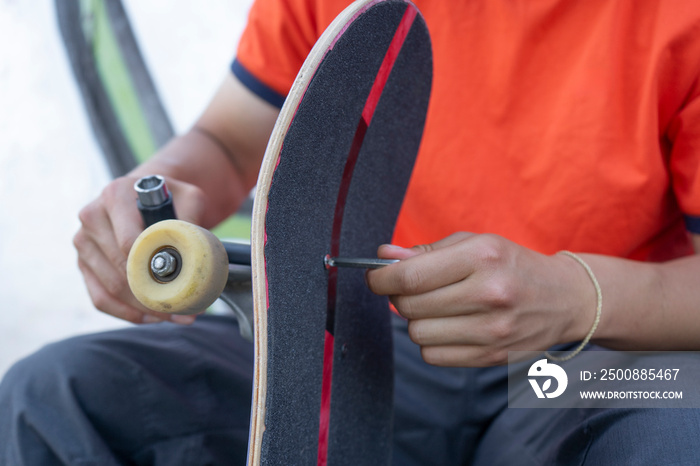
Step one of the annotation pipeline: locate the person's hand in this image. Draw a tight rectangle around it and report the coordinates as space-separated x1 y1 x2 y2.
73 175 209 324
366 232 597 367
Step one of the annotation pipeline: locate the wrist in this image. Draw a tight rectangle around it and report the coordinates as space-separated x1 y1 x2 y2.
552 251 600 345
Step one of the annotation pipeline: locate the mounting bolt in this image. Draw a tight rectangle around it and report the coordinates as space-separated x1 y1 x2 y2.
151 250 178 278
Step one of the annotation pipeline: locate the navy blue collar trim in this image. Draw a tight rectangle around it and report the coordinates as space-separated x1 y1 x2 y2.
231 59 286 109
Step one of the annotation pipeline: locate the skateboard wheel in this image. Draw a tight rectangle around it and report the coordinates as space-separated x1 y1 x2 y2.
127 220 228 314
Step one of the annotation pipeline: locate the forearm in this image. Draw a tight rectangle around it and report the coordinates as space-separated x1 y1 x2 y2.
575 251 700 351
127 74 279 229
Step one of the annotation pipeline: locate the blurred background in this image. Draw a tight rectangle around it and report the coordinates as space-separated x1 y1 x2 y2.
0 0 253 378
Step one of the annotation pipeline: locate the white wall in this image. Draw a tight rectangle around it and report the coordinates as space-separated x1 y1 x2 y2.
0 0 253 378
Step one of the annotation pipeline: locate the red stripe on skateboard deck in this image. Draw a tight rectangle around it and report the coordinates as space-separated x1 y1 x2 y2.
318 7 417 465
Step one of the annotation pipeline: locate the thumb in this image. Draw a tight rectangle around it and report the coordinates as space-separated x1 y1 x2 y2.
165 179 208 226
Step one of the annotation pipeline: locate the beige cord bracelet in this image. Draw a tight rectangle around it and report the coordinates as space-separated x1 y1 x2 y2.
545 251 602 362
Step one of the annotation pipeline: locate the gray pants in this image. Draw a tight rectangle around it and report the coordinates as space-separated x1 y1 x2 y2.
2 314 699 465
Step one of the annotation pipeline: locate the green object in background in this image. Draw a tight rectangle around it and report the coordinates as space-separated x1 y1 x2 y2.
213 214 252 240
59 0 251 241
86 0 156 164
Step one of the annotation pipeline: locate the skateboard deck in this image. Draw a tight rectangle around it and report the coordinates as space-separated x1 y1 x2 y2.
248 1 432 464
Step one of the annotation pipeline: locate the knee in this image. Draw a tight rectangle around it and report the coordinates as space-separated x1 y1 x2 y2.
1 333 124 408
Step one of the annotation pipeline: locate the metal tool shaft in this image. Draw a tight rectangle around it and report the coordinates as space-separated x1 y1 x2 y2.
324 256 399 269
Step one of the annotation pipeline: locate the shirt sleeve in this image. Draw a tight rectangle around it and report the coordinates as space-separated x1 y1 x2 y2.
668 81 700 234
232 0 320 108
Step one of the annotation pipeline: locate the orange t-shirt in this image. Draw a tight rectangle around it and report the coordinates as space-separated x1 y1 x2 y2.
234 0 700 262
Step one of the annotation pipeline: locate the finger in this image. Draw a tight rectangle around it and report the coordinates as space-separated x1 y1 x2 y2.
79 260 153 324
390 267 520 320
77 238 198 325
376 244 421 260
377 232 476 260
78 200 132 275
413 231 477 252
368 235 479 296
76 231 163 313
419 345 507 368
389 280 476 319
406 313 513 347
100 179 148 258
79 259 197 325
168 180 207 225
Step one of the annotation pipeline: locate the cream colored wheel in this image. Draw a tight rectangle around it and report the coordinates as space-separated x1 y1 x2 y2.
127 220 228 315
